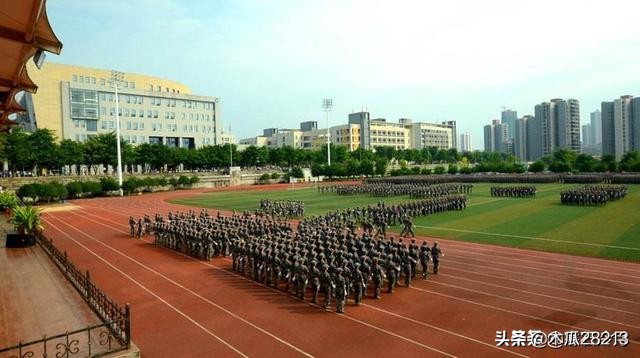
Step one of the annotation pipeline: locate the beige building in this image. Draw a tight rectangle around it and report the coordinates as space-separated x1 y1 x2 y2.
331 123 361 151
369 119 410 150
23 62 221 148
408 122 453 150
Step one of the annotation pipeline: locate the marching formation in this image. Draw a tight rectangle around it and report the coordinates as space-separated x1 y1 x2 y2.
560 185 628 206
258 199 305 218
320 182 472 197
137 195 464 313
490 186 537 198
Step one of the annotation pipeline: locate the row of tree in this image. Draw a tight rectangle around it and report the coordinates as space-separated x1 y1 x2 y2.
2 129 639 176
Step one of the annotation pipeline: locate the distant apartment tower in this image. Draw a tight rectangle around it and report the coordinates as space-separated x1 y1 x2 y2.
460 132 472 152
501 109 517 140
441 120 457 149
514 115 532 162
581 124 591 146
590 110 602 145
529 98 580 160
483 124 494 152
601 95 640 160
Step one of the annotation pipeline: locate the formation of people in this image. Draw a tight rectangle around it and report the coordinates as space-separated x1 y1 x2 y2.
490 186 537 198
139 196 463 313
560 185 628 206
128 214 153 239
258 199 305 218
320 182 472 197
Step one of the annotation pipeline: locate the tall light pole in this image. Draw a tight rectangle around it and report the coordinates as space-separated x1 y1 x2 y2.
110 71 125 196
322 98 333 165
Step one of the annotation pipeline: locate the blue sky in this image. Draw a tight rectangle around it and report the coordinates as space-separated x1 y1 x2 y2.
47 0 640 149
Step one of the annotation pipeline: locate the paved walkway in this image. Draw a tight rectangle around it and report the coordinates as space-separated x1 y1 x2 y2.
0 217 100 348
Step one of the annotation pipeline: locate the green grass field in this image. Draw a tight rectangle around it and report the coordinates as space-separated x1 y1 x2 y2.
170 183 640 262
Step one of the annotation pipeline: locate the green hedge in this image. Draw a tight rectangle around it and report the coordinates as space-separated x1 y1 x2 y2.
17 175 198 203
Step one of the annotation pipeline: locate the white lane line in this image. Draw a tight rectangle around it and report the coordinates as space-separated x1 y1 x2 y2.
414 225 640 251
60 207 640 298
361 303 529 357
43 217 249 358
54 213 315 358
427 280 640 329
438 273 640 317
55 212 460 356
55 208 640 318
408 285 640 346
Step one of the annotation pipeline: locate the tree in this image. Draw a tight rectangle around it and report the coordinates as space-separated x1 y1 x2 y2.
359 159 375 176
59 139 84 173
619 151 640 172
599 154 618 172
575 153 596 172
290 167 304 178
29 129 58 173
345 159 360 177
528 160 545 173
5 129 33 171
374 158 388 176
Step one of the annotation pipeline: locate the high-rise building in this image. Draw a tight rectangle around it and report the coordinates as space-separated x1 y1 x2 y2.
556 98 581 152
590 110 602 145
441 120 457 149
483 124 495 152
24 62 220 148
529 98 580 160
601 95 640 160
501 109 517 140
581 124 591 146
527 115 542 161
460 132 472 152
492 119 509 154
514 115 532 162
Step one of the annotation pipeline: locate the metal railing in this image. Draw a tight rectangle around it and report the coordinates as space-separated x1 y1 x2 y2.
0 235 131 357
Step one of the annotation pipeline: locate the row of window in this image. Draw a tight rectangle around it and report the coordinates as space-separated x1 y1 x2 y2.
371 130 405 136
97 92 213 111
73 75 136 89
98 107 212 122
148 84 180 94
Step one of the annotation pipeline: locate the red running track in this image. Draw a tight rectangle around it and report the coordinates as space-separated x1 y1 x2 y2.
40 185 640 357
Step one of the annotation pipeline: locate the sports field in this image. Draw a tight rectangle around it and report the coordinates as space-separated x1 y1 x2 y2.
171 183 640 262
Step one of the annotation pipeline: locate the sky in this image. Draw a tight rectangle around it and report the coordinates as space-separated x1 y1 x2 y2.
47 0 640 149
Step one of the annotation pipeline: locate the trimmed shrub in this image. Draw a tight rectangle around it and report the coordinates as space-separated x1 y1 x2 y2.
448 165 459 175
100 177 120 192
421 168 432 175
258 173 271 184
168 177 179 187
434 166 446 175
270 172 280 179
17 184 37 201
178 175 191 186
189 176 200 184
66 182 84 198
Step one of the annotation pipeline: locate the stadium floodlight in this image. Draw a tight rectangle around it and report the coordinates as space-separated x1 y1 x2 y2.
322 98 333 165
110 70 126 196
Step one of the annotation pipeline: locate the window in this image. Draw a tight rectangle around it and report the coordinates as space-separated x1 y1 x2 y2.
158 123 162 131
127 122 132 130
100 93 105 101
86 120 97 131
156 85 161 91
110 107 115 116
166 87 169 92
139 96 143 104
189 113 193 120
139 122 144 130
165 112 169 119
91 77 96 84
70 89 99 120
133 122 139 130
131 109 136 117
79 75 84 83
130 82 135 89
206 114 209 121
156 98 161 106
181 113 185 120
153 111 158 118
147 110 152 118
124 109 129 117
131 135 137 143
75 134 80 141
72 75 78 82
108 93 114 102
182 101 186 108
139 136 144 143
183 125 187 132
123 81 128 88
170 112 175 119
100 107 106 115
100 78 105 86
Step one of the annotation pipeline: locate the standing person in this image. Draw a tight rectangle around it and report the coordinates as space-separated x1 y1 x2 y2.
400 215 415 238
334 268 347 314
321 265 334 310
420 241 431 279
431 241 443 274
371 258 385 299
129 216 136 238
136 218 144 239
352 263 365 306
